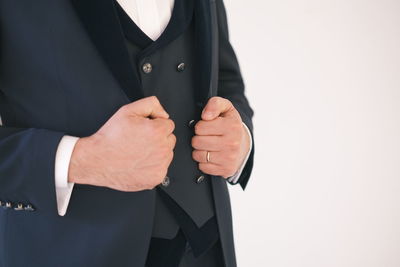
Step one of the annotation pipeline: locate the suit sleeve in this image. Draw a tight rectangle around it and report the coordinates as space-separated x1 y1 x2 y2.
215 0 255 190
0 123 66 214
0 9 67 213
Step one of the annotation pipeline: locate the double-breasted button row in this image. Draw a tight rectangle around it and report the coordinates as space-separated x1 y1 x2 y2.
155 118 205 187
161 175 203 187
141 62 186 74
0 200 35 211
160 174 206 187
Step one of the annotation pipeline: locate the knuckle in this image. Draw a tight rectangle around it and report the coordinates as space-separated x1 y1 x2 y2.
194 121 202 133
211 96 221 103
198 163 206 172
145 182 155 191
134 180 146 190
227 139 240 150
121 183 136 192
151 178 160 188
165 150 174 160
172 135 177 147
233 139 241 149
149 95 158 102
159 145 170 156
232 121 242 131
227 153 236 161
222 173 232 179
165 119 175 134
144 180 156 190
221 169 231 178
191 136 199 147
149 95 159 104
118 185 129 192
118 104 129 115
157 171 168 183
227 166 236 176
194 125 199 134
168 151 174 162
160 152 172 167
169 119 175 130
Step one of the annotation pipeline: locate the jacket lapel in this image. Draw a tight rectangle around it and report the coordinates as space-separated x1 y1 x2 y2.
194 0 217 106
209 0 219 99
70 0 143 101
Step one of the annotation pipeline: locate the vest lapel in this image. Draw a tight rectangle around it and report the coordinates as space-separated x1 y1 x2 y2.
116 0 194 60
70 0 144 101
69 0 215 105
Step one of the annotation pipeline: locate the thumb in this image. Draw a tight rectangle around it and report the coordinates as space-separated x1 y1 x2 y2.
201 97 234 121
126 96 169 119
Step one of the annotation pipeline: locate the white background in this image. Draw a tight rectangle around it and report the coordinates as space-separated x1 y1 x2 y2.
226 0 400 266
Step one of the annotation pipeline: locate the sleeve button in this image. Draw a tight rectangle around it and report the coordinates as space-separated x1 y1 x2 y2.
24 204 35 212
14 203 24 211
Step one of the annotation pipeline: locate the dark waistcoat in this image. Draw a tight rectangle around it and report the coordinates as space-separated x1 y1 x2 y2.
114 0 217 244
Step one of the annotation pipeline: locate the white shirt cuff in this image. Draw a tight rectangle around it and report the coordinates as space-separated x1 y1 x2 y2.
227 122 253 184
54 135 79 216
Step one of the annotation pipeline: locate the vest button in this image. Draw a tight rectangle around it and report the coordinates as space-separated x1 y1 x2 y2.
188 119 196 128
142 62 153 74
161 176 170 187
196 175 205 184
177 62 185 72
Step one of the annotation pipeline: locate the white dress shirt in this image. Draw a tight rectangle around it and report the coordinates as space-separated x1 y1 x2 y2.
0 0 253 216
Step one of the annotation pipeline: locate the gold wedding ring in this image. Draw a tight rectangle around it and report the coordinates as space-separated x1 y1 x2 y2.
206 151 211 163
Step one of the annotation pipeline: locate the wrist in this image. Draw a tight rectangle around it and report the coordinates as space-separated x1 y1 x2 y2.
68 136 96 184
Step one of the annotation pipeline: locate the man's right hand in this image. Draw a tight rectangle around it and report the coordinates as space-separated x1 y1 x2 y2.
68 96 176 192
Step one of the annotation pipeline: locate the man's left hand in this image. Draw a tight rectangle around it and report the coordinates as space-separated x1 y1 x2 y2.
191 96 251 178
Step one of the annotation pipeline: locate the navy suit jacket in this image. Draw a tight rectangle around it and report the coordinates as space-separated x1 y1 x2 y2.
0 0 254 266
